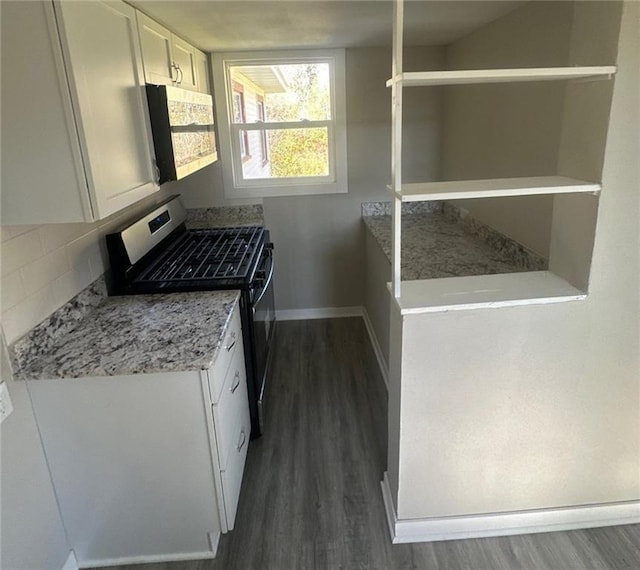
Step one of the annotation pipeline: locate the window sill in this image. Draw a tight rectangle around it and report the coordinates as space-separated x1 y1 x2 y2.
224 180 347 200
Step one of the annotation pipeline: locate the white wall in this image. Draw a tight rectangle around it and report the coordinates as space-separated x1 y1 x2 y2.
442 1 575 258
390 0 638 521
1 192 171 345
171 46 444 311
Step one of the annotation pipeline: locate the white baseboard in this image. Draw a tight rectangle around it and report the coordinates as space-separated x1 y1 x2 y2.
276 306 363 321
79 550 216 568
362 307 389 390
208 530 221 556
62 551 78 570
381 472 398 541
381 472 640 544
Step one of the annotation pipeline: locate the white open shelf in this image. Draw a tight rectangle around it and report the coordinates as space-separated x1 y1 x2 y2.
386 66 616 87
387 175 601 202
387 271 587 315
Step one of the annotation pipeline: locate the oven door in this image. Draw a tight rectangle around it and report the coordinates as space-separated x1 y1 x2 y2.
250 247 276 433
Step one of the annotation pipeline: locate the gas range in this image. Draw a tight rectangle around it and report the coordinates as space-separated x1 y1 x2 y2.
133 225 267 291
106 196 276 438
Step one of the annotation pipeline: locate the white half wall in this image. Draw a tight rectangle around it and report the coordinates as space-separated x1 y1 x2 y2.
388 0 639 534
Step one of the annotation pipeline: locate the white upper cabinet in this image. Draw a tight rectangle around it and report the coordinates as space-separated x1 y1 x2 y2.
57 1 159 219
137 11 211 95
1 0 159 225
195 49 212 95
136 12 176 85
171 35 199 91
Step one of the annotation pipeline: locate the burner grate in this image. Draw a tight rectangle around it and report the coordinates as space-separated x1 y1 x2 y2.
135 226 264 285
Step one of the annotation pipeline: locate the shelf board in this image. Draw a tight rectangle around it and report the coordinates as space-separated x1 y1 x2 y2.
387 176 601 202
386 66 616 87
387 271 587 315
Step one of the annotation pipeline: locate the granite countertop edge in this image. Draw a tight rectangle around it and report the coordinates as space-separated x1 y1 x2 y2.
12 289 241 382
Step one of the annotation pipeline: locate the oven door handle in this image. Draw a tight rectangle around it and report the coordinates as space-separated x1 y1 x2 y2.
252 256 274 308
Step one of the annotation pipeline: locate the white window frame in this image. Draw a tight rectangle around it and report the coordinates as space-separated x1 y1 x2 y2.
212 49 348 199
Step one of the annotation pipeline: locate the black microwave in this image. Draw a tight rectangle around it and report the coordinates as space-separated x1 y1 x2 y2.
145 84 218 184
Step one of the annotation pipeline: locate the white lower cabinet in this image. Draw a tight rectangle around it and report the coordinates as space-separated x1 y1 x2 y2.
205 306 251 532
219 417 251 530
27 308 249 567
212 346 251 530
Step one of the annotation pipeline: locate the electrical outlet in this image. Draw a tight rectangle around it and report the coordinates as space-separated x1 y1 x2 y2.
0 382 14 423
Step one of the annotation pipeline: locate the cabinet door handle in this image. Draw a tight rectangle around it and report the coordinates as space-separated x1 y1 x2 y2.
230 370 241 394
237 429 247 452
176 64 183 85
226 331 236 352
171 62 179 83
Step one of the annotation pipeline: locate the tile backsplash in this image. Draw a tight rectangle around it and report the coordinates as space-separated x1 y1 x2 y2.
0 192 170 345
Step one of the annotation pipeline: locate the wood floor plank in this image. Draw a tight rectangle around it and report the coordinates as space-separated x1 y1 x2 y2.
574 524 640 569
91 318 639 570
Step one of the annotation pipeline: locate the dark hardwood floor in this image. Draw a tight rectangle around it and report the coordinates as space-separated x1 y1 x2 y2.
105 318 639 570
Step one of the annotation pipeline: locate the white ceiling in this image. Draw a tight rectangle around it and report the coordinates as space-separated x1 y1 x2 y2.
130 1 525 52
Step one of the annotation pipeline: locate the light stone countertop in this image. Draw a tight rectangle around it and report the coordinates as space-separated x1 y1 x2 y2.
186 205 264 229
363 212 526 280
14 290 240 381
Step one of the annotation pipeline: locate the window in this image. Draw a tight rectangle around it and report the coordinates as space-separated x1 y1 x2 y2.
213 49 347 199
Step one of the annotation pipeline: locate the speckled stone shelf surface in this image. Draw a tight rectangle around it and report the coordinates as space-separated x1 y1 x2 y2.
186 204 264 229
362 202 546 281
12 289 240 381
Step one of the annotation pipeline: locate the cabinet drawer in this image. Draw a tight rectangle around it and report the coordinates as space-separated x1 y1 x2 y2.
213 344 249 471
208 306 241 403
220 411 250 531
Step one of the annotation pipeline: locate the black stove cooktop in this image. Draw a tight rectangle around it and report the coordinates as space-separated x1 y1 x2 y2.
134 226 265 288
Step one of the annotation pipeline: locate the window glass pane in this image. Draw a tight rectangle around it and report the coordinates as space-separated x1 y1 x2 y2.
239 130 248 157
232 90 245 123
229 63 331 123
241 128 329 179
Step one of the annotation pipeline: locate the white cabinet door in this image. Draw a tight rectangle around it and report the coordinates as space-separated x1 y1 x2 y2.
137 12 176 85
0 2 93 225
27 371 221 565
56 0 159 220
195 49 212 95
172 35 198 91
0 1 91 224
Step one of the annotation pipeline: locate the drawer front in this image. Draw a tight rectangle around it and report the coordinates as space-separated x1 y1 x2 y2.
208 305 241 403
220 412 250 531
213 343 249 471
